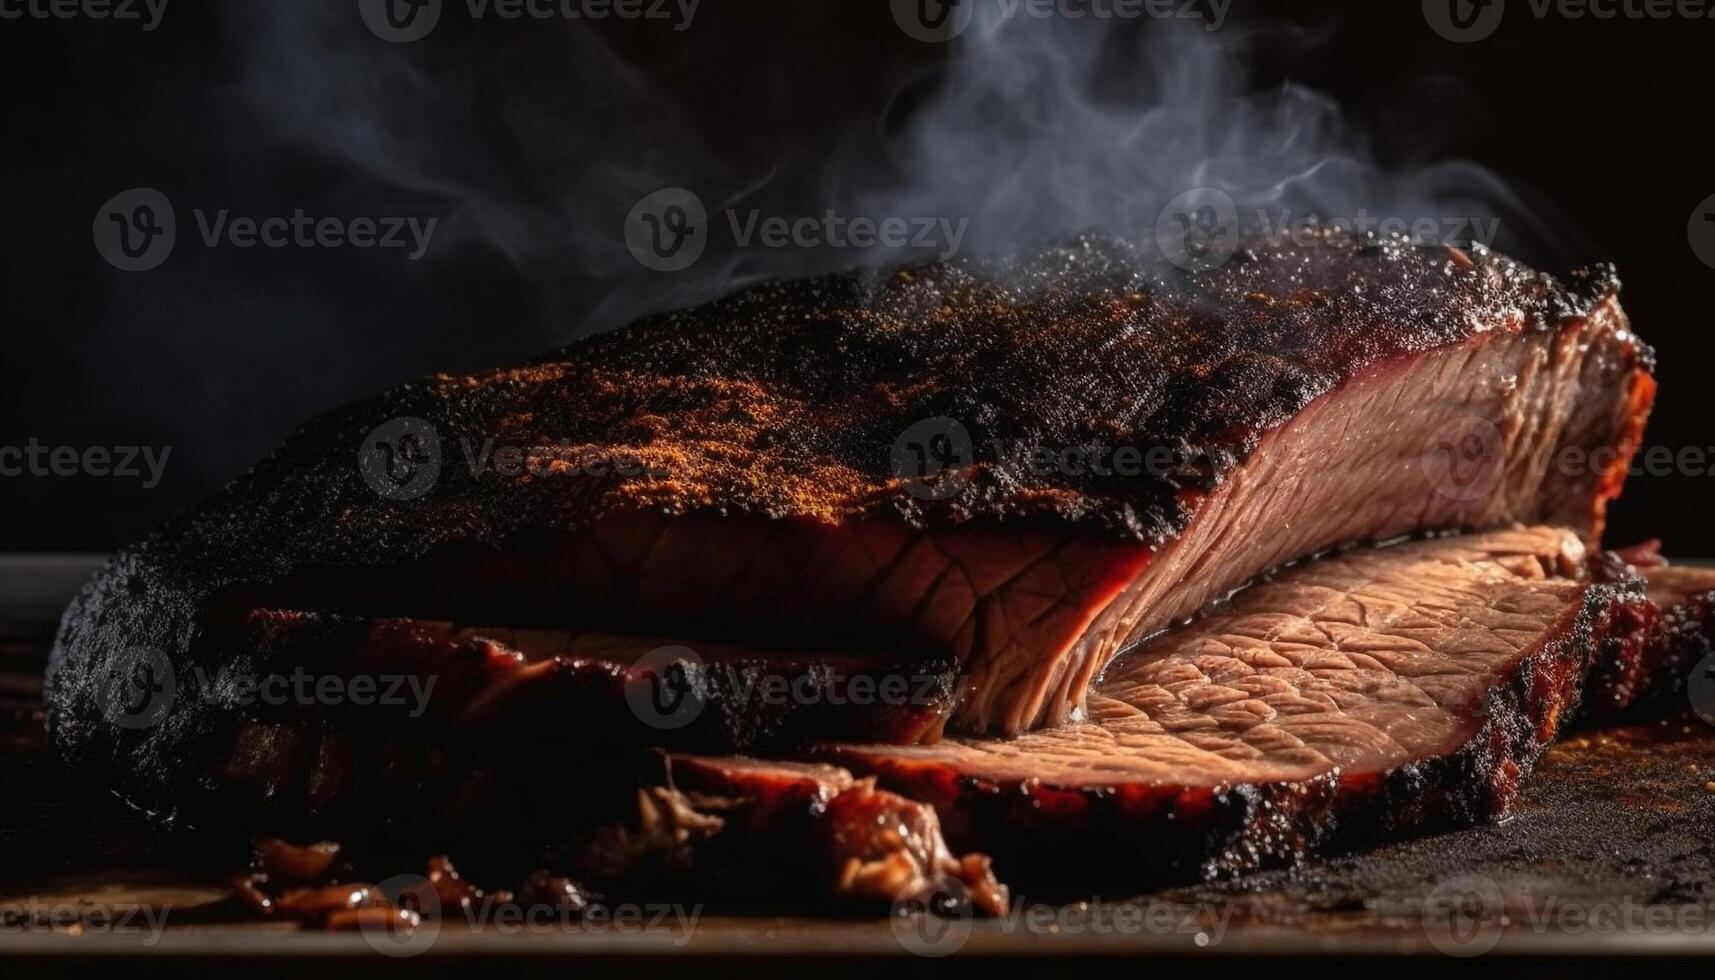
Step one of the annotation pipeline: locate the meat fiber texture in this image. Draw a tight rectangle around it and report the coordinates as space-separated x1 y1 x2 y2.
44 232 1655 847
476 530 1706 903
821 526 1647 886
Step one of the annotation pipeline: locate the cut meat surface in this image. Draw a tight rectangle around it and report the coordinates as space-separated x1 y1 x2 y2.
821 527 1646 884
995 303 1652 734
152 528 1714 908
598 533 1714 901
845 527 1596 784
43 233 1655 853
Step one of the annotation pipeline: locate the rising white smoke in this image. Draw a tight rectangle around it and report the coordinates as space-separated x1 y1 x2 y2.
229 2 1578 337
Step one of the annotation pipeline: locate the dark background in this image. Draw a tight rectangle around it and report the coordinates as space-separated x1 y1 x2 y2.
0 0 1709 554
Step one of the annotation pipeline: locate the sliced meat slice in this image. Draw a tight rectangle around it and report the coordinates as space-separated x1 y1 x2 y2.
167 531 1714 907
818 527 1648 886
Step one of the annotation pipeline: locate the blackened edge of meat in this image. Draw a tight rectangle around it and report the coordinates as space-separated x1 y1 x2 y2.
49 609 962 845
1582 558 1715 721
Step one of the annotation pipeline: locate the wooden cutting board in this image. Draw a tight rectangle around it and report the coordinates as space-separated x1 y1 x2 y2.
4 558 1714 966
